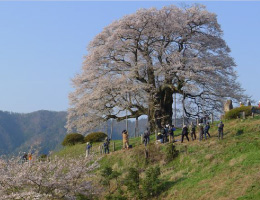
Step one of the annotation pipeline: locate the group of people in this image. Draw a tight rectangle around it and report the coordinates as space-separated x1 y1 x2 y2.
180 121 224 143
85 130 130 158
154 120 225 144
21 152 33 164
156 124 176 144
86 137 110 158
85 119 226 157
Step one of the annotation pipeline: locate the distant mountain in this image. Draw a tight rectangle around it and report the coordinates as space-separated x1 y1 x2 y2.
0 110 150 155
0 110 67 155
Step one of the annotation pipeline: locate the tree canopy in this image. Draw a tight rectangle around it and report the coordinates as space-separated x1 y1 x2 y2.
67 4 247 133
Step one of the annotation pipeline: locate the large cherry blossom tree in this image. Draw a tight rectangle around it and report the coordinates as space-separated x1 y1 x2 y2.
67 4 246 133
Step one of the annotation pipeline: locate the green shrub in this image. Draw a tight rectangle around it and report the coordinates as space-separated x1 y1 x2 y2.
84 132 107 143
38 154 48 161
62 133 84 146
124 168 142 199
142 166 161 198
224 106 252 120
165 143 179 163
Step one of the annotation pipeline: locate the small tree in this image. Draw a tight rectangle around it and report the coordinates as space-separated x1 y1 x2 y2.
142 166 161 198
124 168 142 199
100 166 123 199
224 106 253 119
84 132 107 143
62 133 84 146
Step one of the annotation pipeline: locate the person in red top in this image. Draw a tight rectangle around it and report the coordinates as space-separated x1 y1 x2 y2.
258 101 260 108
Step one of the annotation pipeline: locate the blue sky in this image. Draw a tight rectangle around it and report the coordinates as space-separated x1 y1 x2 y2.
0 1 259 113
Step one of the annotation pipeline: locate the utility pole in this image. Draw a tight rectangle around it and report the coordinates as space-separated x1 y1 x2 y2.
110 118 113 140
182 92 185 126
126 109 128 132
174 93 176 127
135 117 139 137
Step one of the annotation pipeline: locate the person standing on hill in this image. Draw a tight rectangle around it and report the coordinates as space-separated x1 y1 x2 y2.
143 127 150 146
160 125 166 143
169 125 176 143
181 125 189 143
258 101 260 108
199 123 204 141
86 142 92 158
190 122 196 141
218 121 224 140
164 124 169 143
22 153 28 163
204 122 211 138
28 153 32 166
122 130 129 149
104 137 110 154
247 100 251 106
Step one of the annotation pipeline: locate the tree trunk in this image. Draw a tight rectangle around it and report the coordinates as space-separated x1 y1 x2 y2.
161 88 173 126
148 92 162 134
148 89 174 134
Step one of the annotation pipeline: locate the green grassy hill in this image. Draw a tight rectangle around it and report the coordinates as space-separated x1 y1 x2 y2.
56 117 260 200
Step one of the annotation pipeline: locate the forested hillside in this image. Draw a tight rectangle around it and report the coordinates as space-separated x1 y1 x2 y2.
0 110 152 155
0 110 67 155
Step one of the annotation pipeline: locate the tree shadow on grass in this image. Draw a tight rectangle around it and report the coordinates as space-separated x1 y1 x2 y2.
161 177 187 192
236 129 244 136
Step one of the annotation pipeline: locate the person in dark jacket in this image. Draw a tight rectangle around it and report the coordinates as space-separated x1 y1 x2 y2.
181 125 189 143
86 142 92 158
190 122 196 141
169 125 176 143
143 127 151 146
204 122 211 138
164 124 169 143
160 125 167 143
218 121 224 140
104 137 110 154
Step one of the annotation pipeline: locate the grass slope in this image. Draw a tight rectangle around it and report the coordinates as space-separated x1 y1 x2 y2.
56 117 260 200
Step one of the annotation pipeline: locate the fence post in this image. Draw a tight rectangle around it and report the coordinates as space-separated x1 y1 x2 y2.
185 145 188 154
113 142 115 152
141 134 143 145
99 145 102 155
242 111 245 119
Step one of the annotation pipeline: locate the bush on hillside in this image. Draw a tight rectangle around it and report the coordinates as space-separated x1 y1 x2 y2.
224 106 252 120
142 166 161 198
62 133 85 146
84 132 107 143
165 144 179 163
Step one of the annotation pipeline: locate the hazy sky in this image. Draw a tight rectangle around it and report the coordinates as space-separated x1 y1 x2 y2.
0 1 259 113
